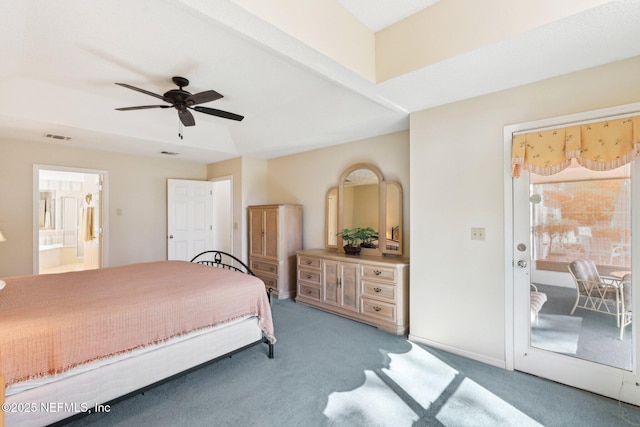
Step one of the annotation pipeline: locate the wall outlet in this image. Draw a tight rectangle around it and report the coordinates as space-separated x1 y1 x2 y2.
471 227 485 240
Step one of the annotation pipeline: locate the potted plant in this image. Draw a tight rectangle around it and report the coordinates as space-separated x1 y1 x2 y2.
337 227 379 255
357 227 379 249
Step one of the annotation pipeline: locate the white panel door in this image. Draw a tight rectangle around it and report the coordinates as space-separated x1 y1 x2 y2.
167 179 214 261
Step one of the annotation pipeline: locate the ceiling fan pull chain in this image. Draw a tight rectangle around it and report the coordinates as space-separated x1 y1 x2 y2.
178 118 184 140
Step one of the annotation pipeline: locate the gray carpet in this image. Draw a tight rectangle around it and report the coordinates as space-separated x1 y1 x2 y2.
531 313 582 354
66 298 640 427
533 284 633 370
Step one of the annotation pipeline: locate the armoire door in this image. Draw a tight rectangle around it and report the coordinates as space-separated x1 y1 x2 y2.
263 208 279 260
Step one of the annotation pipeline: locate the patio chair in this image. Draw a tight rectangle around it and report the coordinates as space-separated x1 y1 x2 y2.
620 273 632 340
568 259 625 338
530 284 547 326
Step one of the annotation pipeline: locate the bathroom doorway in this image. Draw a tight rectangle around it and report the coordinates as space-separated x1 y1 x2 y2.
34 165 107 274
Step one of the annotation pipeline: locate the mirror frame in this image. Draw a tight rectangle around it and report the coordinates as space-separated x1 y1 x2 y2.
382 181 403 255
325 186 338 249
331 163 403 256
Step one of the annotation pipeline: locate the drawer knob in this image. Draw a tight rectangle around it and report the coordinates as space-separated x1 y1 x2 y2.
373 270 381 276
373 306 381 312
306 274 312 279
306 260 312 265
373 287 382 293
306 289 312 294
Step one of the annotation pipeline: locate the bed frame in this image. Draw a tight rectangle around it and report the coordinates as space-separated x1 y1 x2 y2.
190 250 275 358
3 251 275 427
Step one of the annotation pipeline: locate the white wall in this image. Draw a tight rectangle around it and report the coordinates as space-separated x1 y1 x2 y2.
0 140 207 277
266 130 409 252
409 55 640 366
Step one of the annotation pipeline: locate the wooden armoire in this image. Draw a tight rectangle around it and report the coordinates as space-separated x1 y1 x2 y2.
248 204 302 299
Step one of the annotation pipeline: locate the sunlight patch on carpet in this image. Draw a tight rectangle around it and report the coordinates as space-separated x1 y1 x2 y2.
382 341 457 409
531 314 582 354
323 342 542 426
323 370 419 426
437 377 542 426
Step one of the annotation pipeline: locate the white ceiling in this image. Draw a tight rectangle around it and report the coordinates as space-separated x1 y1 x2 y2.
1 0 640 163
338 0 440 31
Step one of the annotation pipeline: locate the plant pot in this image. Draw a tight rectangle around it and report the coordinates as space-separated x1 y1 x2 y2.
344 245 361 255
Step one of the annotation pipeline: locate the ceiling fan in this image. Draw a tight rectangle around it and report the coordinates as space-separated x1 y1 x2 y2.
115 76 244 126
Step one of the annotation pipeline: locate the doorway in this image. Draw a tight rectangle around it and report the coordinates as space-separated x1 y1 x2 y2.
505 103 640 405
34 165 106 274
211 177 233 254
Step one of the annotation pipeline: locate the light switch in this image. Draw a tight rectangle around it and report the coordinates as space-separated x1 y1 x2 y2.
471 227 485 240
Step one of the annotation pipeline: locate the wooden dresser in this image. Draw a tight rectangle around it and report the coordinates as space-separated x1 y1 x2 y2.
248 204 302 299
296 249 409 335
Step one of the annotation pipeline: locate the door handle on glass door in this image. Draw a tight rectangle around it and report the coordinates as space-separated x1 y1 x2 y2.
517 260 527 268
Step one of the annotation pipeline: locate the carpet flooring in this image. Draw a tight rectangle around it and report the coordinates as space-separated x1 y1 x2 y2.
532 284 633 370
531 313 582 354
66 298 640 427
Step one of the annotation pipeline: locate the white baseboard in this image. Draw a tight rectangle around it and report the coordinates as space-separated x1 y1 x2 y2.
408 334 507 370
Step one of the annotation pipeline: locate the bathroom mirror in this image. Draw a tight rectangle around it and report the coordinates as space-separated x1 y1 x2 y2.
39 191 56 229
330 163 403 256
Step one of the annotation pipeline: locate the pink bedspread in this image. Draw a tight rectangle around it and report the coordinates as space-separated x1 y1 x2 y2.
0 261 275 386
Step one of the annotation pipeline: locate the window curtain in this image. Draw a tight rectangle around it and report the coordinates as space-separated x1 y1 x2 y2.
512 115 640 177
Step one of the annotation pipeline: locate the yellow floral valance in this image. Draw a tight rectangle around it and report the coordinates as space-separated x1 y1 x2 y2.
512 115 640 177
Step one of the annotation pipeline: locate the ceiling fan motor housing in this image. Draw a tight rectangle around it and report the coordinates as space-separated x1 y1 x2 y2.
163 89 192 108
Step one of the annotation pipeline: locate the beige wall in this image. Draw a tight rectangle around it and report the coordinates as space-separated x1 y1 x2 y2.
409 55 640 365
266 130 410 252
230 0 375 81
0 140 207 277
376 0 611 81
207 156 268 262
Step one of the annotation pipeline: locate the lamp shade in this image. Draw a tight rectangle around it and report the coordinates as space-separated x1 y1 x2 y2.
0 229 5 242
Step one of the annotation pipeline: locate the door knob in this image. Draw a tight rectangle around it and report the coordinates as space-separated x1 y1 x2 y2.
517 260 527 268
169 235 174 239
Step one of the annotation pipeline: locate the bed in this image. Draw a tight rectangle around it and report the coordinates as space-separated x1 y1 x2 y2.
1 250 275 427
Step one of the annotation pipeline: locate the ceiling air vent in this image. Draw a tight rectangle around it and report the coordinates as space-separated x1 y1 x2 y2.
161 151 179 156
45 133 72 141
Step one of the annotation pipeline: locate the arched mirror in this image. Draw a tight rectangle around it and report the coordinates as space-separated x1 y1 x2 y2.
329 163 402 256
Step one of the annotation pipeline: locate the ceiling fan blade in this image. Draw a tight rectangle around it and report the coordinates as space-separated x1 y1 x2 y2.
115 83 165 101
193 106 244 122
178 109 196 127
185 90 223 106
115 105 171 111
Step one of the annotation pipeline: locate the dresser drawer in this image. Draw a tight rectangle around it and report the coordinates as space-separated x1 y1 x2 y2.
298 268 321 285
361 264 396 283
361 281 396 301
298 256 321 269
298 284 321 301
252 259 278 276
361 298 396 322
257 274 278 290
